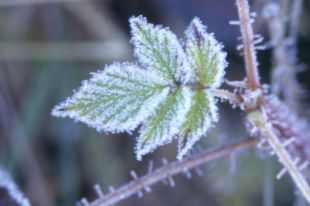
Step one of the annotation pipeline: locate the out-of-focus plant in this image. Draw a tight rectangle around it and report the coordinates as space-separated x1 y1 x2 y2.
45 0 310 205
0 166 31 206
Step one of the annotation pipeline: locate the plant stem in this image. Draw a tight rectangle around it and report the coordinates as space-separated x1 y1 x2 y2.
236 0 261 90
264 2 302 112
212 88 243 105
88 138 257 206
262 123 310 203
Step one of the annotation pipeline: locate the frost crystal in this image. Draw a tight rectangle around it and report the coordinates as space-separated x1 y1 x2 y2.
52 16 227 160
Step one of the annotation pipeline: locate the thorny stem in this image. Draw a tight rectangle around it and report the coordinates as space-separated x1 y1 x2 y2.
236 0 261 90
237 0 310 203
260 117 310 203
88 138 257 206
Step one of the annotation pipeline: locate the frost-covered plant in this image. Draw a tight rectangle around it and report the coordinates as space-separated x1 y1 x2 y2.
52 16 227 160
0 166 31 206
52 0 310 205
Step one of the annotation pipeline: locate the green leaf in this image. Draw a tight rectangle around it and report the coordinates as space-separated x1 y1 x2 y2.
185 17 227 87
136 87 192 160
130 16 190 83
52 63 170 133
177 90 218 159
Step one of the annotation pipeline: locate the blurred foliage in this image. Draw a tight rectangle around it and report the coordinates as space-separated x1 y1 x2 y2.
0 0 309 205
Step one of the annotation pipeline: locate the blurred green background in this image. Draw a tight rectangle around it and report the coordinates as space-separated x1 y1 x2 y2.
0 0 310 205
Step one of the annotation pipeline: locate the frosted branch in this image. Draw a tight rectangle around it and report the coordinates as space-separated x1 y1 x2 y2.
263 124 310 203
247 109 310 204
235 0 261 90
263 2 304 112
86 138 257 206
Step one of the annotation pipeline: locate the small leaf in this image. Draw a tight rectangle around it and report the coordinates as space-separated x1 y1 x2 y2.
130 16 190 83
136 87 192 160
185 17 227 87
52 63 169 133
177 90 218 159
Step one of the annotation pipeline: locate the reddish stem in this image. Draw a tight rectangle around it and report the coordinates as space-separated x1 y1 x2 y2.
236 0 261 90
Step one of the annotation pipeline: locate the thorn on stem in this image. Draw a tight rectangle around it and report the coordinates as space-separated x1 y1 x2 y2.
229 20 241 25
81 198 89 206
148 160 154 174
276 168 287 179
108 186 115 193
94 184 104 198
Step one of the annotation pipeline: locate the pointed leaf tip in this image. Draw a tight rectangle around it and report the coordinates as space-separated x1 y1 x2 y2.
185 17 227 88
130 15 191 83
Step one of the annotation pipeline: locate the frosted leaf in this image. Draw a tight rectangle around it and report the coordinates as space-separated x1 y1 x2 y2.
136 87 192 160
185 17 227 87
130 16 190 83
52 63 169 133
177 90 218 159
52 16 229 160
0 166 31 206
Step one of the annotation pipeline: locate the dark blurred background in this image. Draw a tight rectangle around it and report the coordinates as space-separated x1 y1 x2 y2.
0 0 310 205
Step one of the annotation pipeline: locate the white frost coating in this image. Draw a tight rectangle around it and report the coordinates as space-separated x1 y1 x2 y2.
0 166 31 206
136 87 192 160
130 16 191 83
185 17 227 88
177 91 219 160
52 63 169 133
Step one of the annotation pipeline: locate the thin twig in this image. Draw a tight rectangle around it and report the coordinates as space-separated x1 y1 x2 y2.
64 2 127 40
87 138 257 206
0 0 99 7
212 88 243 105
236 0 261 90
0 41 130 61
289 0 303 46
